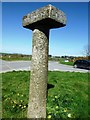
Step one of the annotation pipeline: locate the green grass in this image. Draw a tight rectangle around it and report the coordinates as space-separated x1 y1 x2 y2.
1 57 31 61
60 61 74 66
60 58 74 66
2 71 89 119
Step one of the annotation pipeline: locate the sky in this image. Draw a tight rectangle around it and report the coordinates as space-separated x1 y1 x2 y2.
1 2 88 56
1 0 89 2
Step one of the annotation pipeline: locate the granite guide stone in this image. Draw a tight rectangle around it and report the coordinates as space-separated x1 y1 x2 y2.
22 4 66 29
22 4 66 118
27 28 49 118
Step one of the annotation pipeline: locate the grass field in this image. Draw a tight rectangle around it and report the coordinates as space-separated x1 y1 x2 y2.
60 61 74 66
2 71 89 119
59 58 74 66
1 57 31 61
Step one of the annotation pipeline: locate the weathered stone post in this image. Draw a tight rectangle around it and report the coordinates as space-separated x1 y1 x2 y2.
22 4 66 118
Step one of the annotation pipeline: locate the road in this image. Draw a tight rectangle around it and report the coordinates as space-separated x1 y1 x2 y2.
0 59 89 73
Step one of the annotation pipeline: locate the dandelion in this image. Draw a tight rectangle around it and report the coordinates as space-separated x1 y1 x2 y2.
19 105 22 107
17 93 19 96
47 115 52 119
13 100 17 104
24 106 26 108
20 100 23 102
64 108 67 112
21 94 24 97
56 106 59 109
55 96 58 99
13 106 15 108
68 113 72 118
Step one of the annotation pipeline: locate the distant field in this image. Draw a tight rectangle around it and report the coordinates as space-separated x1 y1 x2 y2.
1 57 31 61
2 71 89 119
0 53 32 61
60 61 74 66
60 58 74 66
1 56 58 61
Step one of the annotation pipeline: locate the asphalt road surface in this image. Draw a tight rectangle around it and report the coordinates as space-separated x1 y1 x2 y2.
0 59 89 73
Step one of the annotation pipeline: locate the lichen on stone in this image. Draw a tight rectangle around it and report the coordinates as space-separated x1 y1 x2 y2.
22 4 66 29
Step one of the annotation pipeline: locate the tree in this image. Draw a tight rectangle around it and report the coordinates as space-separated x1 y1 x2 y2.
83 45 90 57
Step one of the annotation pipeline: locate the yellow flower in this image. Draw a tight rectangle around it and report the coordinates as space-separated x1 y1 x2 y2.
13 106 15 108
21 94 24 97
13 100 16 104
68 113 71 118
20 100 23 102
56 106 59 109
47 115 52 119
55 96 58 99
17 93 19 96
19 105 22 107
24 106 26 108
64 108 67 112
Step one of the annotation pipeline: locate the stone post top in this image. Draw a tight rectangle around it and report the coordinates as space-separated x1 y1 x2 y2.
22 4 66 30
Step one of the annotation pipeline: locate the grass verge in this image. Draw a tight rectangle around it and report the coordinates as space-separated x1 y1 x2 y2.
60 61 74 66
59 58 74 66
2 71 89 119
1 57 31 61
